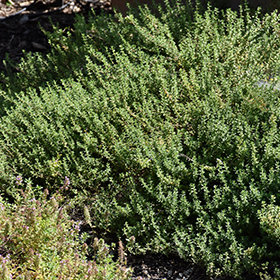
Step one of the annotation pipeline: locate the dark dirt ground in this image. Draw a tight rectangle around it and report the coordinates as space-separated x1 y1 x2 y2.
0 1 261 279
0 0 113 74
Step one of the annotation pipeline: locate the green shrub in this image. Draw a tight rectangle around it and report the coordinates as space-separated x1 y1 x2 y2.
2 1 280 278
258 200 280 246
0 181 132 279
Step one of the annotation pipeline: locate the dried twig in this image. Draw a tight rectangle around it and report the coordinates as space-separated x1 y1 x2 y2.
0 0 77 23
0 0 38 22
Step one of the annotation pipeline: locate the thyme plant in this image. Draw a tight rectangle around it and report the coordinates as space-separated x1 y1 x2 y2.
0 181 132 279
1 1 280 278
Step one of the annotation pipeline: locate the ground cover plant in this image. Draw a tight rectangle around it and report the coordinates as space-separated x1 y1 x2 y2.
1 0 280 278
0 179 132 279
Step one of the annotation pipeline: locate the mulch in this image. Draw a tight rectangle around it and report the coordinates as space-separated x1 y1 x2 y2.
0 0 112 75
127 253 209 280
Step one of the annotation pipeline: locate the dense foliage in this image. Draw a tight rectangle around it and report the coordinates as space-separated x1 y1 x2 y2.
1 0 280 278
0 181 132 279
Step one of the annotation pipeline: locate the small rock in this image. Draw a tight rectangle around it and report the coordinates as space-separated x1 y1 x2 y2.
183 267 194 277
19 14 29 25
32 42 47 51
143 269 149 275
